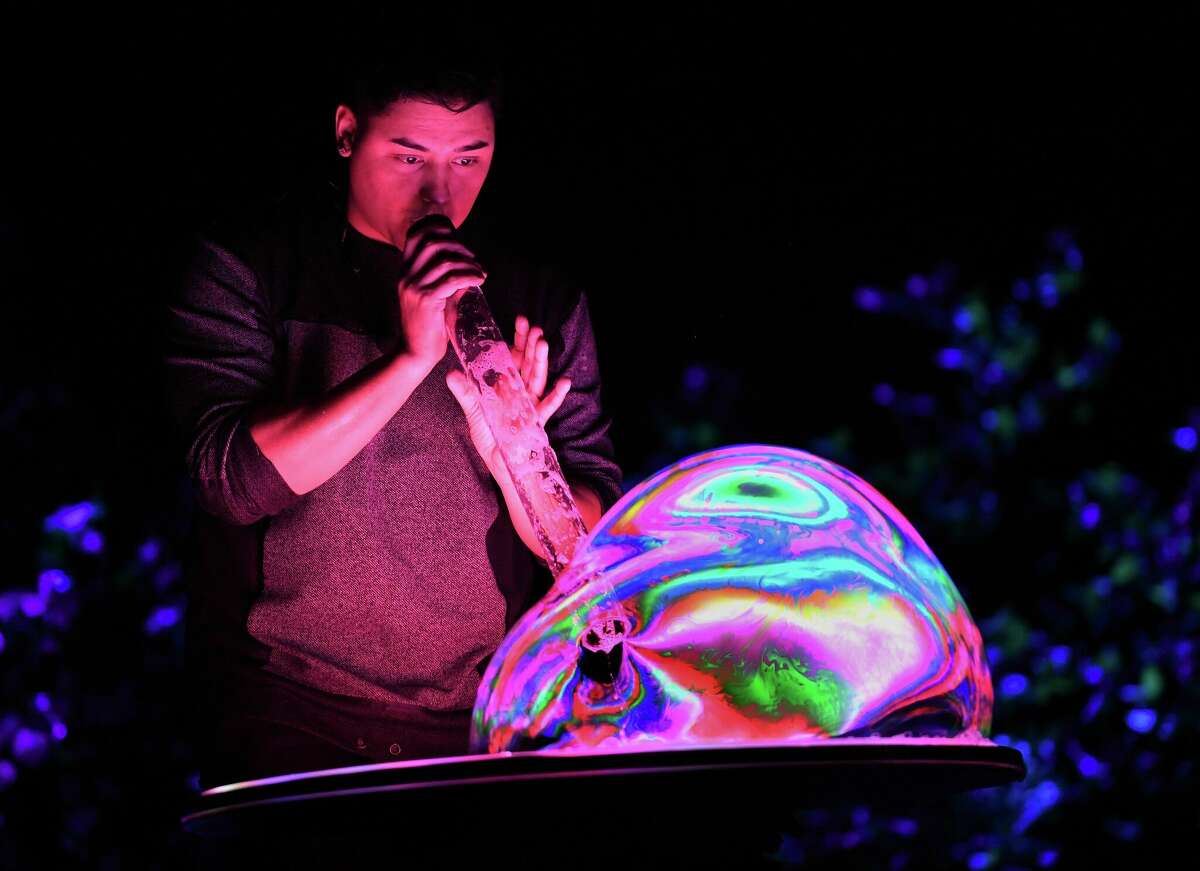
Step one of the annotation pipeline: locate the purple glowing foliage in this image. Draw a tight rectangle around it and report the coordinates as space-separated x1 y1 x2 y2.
19 594 46 619
0 630 5 654
910 394 935 415
51 722 67 741
80 530 104 554
43 501 99 535
905 274 929 298
1118 684 1142 704
953 306 974 333
1048 645 1071 669
1014 779 1061 835
153 563 181 592
138 538 162 564
853 285 885 311
1017 398 1043 431
1107 820 1141 841
33 692 51 713
967 851 994 870
981 360 1006 387
1079 503 1101 530
1173 426 1197 452
143 604 181 636
1012 279 1032 301
12 728 50 765
1037 272 1059 308
1125 708 1157 734
38 569 72 596
1081 691 1105 723
1038 849 1060 867
1075 751 1106 779
999 673 1029 698
935 347 965 369
872 382 896 406
890 818 919 837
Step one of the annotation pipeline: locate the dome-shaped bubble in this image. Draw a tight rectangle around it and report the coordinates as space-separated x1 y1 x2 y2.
471 445 994 754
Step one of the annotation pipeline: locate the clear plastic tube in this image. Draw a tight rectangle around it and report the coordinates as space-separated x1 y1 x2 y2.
444 285 588 578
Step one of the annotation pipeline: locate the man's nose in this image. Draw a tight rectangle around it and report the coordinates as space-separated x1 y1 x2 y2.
420 165 452 207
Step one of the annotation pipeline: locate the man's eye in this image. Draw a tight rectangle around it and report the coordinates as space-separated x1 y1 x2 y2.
394 155 422 165
455 157 479 167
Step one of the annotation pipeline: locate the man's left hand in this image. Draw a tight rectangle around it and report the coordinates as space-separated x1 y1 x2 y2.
446 314 571 486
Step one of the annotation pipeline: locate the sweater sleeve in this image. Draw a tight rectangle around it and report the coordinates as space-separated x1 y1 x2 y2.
163 232 304 526
544 289 625 517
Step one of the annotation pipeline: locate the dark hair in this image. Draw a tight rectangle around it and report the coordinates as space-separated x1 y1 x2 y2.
334 38 505 138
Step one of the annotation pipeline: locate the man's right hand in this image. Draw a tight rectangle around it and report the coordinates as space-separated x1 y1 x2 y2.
398 214 487 368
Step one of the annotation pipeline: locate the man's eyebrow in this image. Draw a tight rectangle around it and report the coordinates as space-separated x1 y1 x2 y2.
389 137 491 152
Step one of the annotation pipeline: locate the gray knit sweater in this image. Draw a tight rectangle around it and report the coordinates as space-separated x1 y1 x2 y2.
165 188 623 750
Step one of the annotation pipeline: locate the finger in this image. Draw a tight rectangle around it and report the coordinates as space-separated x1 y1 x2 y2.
403 214 456 254
403 221 461 269
537 377 571 426
530 338 550 398
522 326 543 387
410 248 486 291
514 315 529 357
445 369 467 404
424 270 489 301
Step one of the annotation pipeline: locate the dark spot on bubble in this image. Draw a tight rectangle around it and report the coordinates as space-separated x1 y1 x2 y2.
483 369 500 387
738 482 775 497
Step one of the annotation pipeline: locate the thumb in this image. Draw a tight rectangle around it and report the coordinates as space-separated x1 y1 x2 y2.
446 369 469 404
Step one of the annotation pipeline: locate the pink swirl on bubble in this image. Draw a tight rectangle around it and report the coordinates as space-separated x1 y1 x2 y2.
471 444 994 754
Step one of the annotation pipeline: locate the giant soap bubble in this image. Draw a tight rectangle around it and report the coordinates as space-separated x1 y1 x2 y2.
471 445 993 754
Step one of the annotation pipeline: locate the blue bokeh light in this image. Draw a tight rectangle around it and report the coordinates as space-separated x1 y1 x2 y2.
139 538 162 564
1126 708 1157 734
936 347 965 369
1048 646 1071 668
1000 673 1029 697
872 383 896 406
144 605 181 635
80 530 104 554
44 501 99 535
853 286 884 311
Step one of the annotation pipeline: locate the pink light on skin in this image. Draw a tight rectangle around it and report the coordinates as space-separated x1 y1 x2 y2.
334 97 496 251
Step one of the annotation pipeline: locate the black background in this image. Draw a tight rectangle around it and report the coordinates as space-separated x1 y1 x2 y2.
1 8 1192 598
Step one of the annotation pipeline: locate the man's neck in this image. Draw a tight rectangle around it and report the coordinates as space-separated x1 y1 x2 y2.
345 203 400 251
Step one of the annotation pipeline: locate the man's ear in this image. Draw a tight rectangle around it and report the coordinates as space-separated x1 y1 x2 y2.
334 104 358 153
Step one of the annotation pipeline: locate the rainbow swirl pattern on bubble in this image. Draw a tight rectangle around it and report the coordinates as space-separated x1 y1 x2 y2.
471 444 994 754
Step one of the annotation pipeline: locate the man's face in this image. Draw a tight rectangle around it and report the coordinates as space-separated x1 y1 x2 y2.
337 97 496 250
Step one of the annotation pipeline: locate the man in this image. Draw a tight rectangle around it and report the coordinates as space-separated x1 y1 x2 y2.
165 56 623 789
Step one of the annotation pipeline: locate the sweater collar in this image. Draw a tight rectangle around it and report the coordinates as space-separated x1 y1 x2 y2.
339 219 405 280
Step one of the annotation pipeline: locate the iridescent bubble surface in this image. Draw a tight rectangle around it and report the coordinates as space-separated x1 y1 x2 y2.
471 445 994 754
